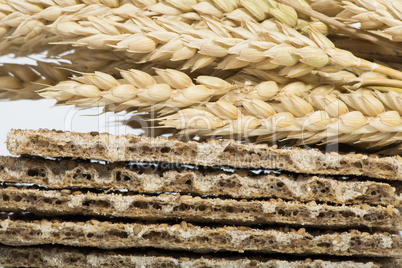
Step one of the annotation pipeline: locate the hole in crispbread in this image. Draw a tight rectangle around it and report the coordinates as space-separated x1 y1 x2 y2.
27 169 39 177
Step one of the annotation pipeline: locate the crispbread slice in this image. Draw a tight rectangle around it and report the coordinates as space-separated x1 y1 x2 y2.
1 187 400 230
1 156 401 206
6 129 402 180
0 218 400 256
0 245 401 268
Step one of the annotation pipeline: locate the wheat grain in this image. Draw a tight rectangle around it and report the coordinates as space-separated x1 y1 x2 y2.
243 64 402 90
307 0 344 16
59 48 137 75
373 90 402 114
0 33 61 56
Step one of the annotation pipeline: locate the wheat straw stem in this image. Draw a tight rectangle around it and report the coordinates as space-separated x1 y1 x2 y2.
358 59 402 81
329 35 402 64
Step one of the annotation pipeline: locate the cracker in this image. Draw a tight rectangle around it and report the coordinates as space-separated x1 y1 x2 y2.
0 218 400 256
1 245 400 268
1 187 400 229
6 129 402 180
1 156 401 206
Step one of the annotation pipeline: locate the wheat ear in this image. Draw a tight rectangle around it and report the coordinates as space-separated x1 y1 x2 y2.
158 105 402 148
140 0 313 26
37 68 402 118
281 0 402 55
48 12 402 82
0 0 137 55
0 0 80 55
58 47 234 82
38 68 243 111
341 0 402 42
0 0 327 56
0 62 70 100
308 0 402 42
36 67 402 147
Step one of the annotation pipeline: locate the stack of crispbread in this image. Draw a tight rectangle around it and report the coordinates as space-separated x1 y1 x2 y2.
0 129 401 267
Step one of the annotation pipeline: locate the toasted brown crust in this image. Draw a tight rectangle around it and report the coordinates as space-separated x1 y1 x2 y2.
2 245 401 268
1 156 400 206
1 187 400 230
0 218 401 256
6 129 402 180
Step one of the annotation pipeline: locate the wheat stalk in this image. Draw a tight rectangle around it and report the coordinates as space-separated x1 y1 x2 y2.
241 64 402 90
2 0 400 62
0 0 330 71
38 68 330 118
3 0 402 147
47 45 229 80
135 0 303 25
329 36 402 63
